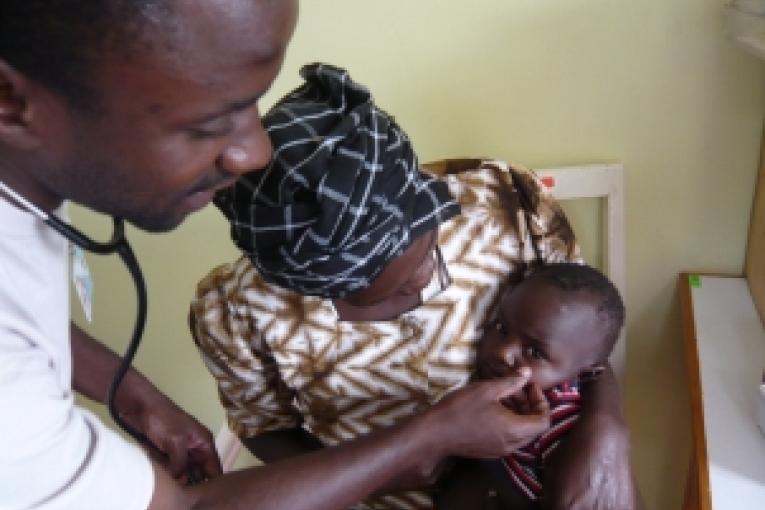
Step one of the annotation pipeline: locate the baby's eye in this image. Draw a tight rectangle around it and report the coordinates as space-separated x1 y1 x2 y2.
493 320 508 335
523 345 544 360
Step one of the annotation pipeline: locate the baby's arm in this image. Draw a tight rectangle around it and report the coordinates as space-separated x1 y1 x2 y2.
434 458 535 510
541 364 638 510
432 383 543 509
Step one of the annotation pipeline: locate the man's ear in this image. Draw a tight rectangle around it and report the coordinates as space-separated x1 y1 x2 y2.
0 59 43 150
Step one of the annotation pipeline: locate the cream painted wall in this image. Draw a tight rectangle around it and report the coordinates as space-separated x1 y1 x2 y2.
71 1 765 509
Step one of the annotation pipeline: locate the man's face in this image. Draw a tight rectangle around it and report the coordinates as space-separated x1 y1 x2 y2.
34 0 298 231
476 280 606 390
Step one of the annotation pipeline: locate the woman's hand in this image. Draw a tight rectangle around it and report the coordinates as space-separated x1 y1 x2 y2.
426 367 550 460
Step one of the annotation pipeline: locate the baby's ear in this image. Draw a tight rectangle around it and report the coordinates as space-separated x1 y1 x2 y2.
578 364 606 383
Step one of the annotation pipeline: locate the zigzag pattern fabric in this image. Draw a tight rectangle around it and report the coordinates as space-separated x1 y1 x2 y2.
214 63 460 298
192 161 580 509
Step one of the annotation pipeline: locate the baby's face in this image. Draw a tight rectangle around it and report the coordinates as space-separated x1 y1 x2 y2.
476 280 605 390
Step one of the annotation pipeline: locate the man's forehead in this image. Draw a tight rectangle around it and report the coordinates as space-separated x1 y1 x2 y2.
168 0 293 66
90 0 295 117
101 0 290 75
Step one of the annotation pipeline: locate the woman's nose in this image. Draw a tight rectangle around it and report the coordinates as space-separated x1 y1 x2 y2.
217 109 273 176
399 251 436 296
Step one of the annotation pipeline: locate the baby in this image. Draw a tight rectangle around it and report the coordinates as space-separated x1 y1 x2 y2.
436 262 625 509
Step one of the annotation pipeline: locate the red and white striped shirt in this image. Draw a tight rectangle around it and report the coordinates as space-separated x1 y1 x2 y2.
500 369 601 501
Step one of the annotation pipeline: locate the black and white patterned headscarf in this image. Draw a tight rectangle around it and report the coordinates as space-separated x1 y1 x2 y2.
214 63 460 298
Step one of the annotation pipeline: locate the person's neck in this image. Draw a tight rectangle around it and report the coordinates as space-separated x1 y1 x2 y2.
0 162 63 213
332 293 420 322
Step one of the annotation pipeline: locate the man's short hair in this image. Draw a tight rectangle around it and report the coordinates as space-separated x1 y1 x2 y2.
0 0 171 110
527 262 625 359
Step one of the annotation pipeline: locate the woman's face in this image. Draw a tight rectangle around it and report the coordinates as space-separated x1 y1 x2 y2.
343 228 439 308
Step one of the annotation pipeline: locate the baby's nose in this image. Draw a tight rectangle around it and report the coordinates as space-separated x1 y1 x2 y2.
501 343 525 371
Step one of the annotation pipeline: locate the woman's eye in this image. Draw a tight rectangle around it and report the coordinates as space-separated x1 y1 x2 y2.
494 320 507 335
188 120 235 139
523 345 544 360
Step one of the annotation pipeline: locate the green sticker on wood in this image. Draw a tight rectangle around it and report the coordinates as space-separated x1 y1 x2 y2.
689 274 701 288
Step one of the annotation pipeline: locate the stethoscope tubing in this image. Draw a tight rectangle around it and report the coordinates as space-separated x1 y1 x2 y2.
0 181 125 253
0 180 157 454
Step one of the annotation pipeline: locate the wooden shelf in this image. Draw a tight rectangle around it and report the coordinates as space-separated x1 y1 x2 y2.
680 273 765 510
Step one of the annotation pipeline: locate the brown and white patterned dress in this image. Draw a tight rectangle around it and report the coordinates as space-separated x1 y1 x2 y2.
190 160 580 509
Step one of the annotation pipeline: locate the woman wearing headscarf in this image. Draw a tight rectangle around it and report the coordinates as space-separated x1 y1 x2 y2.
191 64 635 510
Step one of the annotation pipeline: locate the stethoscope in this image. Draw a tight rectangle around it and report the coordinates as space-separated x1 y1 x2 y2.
0 181 157 454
